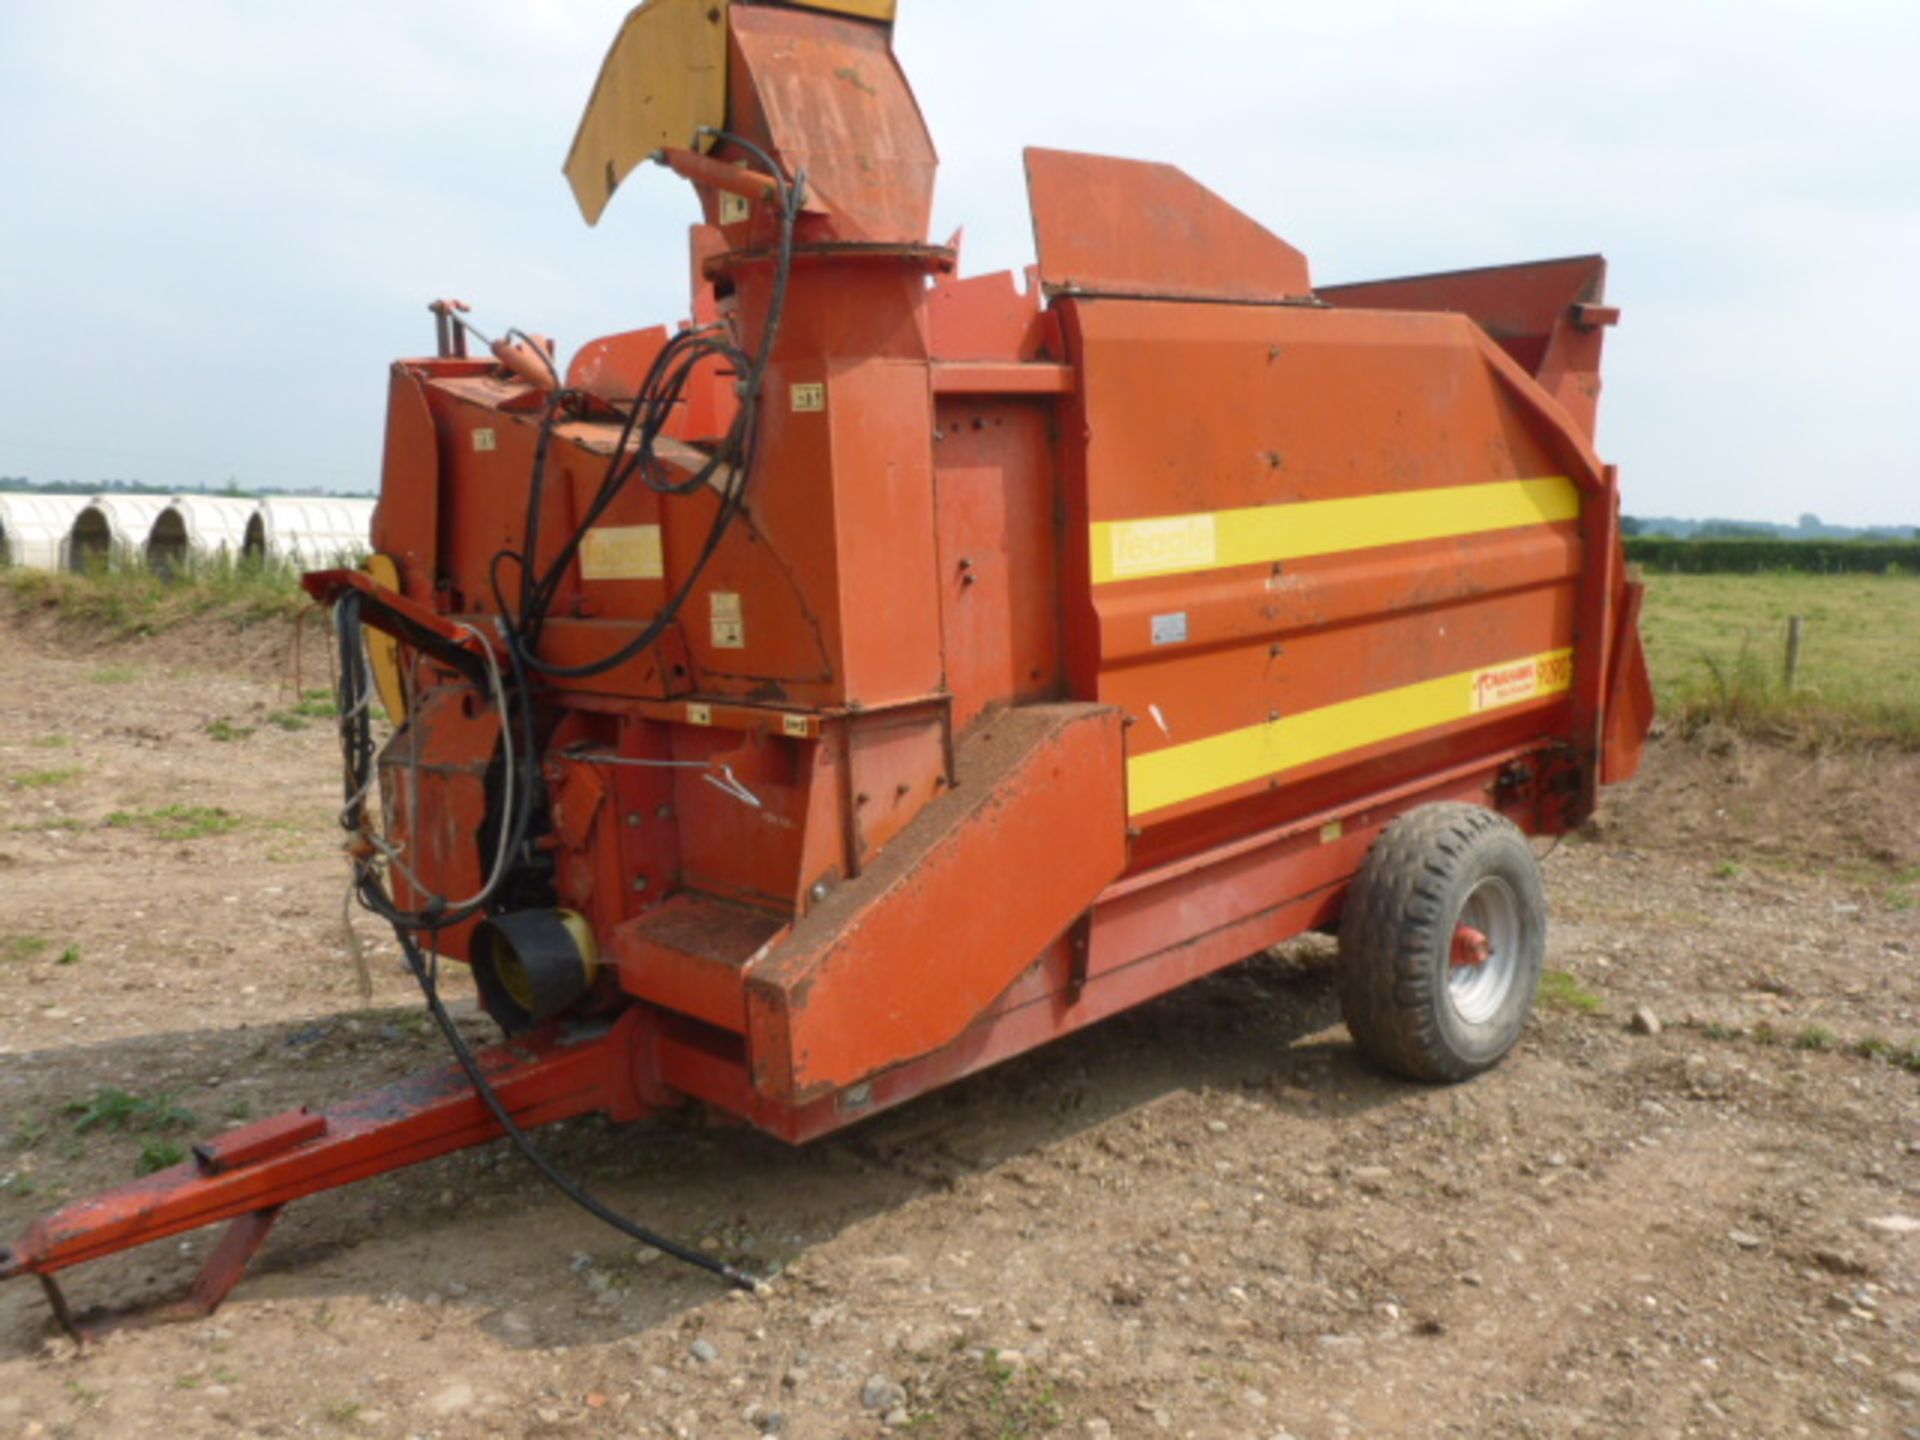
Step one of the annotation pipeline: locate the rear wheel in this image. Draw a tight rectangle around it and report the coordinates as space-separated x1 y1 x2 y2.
1335 803 1546 1082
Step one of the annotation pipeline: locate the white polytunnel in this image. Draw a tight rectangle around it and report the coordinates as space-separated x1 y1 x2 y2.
242 497 376 566
145 495 259 575
66 495 172 573
0 493 91 571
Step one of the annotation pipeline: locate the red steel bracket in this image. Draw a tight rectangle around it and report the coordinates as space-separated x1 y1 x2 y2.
0 1015 649 1335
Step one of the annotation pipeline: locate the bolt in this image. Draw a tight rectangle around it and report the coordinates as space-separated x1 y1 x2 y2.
810 881 830 904
633 876 650 893
657 806 674 820
627 813 644 827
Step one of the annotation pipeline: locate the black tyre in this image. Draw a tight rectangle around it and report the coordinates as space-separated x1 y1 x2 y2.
1335 803 1547 1083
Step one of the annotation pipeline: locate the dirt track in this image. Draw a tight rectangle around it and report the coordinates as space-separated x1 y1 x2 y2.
2 616 1916 1440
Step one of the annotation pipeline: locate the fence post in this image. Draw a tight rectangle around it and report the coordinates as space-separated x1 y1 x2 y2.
1783 616 1805 693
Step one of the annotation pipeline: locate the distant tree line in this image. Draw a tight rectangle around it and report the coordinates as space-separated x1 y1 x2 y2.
1624 513 1918 543
1627 536 1920 575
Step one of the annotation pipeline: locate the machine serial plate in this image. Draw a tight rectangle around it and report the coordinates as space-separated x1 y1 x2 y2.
1151 612 1190 646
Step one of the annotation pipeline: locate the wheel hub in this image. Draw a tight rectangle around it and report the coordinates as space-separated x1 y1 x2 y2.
1445 877 1522 1027
1450 925 1491 968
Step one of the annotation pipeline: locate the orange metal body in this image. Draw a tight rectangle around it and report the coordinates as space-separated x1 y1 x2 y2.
335 0 1653 1131
4 0 1653 1313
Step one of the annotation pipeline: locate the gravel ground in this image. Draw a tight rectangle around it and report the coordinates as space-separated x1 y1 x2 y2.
1 614 1916 1440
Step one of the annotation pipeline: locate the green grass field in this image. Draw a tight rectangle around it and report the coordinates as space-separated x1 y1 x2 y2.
4 552 1915 748
1640 572 1920 748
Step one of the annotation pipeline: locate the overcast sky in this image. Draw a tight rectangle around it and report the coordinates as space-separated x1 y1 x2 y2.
2 1 1914 525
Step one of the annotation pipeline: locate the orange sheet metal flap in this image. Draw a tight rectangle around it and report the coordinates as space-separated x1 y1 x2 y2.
1025 148 1311 303
1318 255 1608 374
745 704 1128 1102
1601 578 1655 786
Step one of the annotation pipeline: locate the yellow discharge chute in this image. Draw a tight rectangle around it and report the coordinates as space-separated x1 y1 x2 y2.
563 0 898 226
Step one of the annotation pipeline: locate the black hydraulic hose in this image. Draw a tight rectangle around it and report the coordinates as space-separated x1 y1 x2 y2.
333 589 540 934
334 553 758 1292
337 131 813 1289
512 143 806 682
395 927 762 1292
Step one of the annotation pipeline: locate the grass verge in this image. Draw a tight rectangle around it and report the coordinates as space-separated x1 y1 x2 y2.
1 551 311 637
1641 573 1920 749
105 805 244 841
1539 970 1604 1014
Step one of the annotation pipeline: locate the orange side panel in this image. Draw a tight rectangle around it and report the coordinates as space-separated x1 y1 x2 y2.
1319 256 1615 441
931 396 1065 732
373 366 439 601
744 703 1126 1102
1056 295 1596 853
377 685 494 961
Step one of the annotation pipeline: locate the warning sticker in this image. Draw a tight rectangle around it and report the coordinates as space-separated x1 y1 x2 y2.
1471 649 1574 714
1108 514 1218 581
579 525 664 582
791 382 827 414
710 591 745 650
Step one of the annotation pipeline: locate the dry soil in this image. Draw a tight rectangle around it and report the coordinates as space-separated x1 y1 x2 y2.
1 614 1916 1440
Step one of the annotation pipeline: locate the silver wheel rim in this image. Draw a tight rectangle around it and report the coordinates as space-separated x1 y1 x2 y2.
1446 876 1522 1027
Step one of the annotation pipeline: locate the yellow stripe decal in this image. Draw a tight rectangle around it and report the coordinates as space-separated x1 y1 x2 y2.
1091 477 1579 585
1128 649 1573 818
